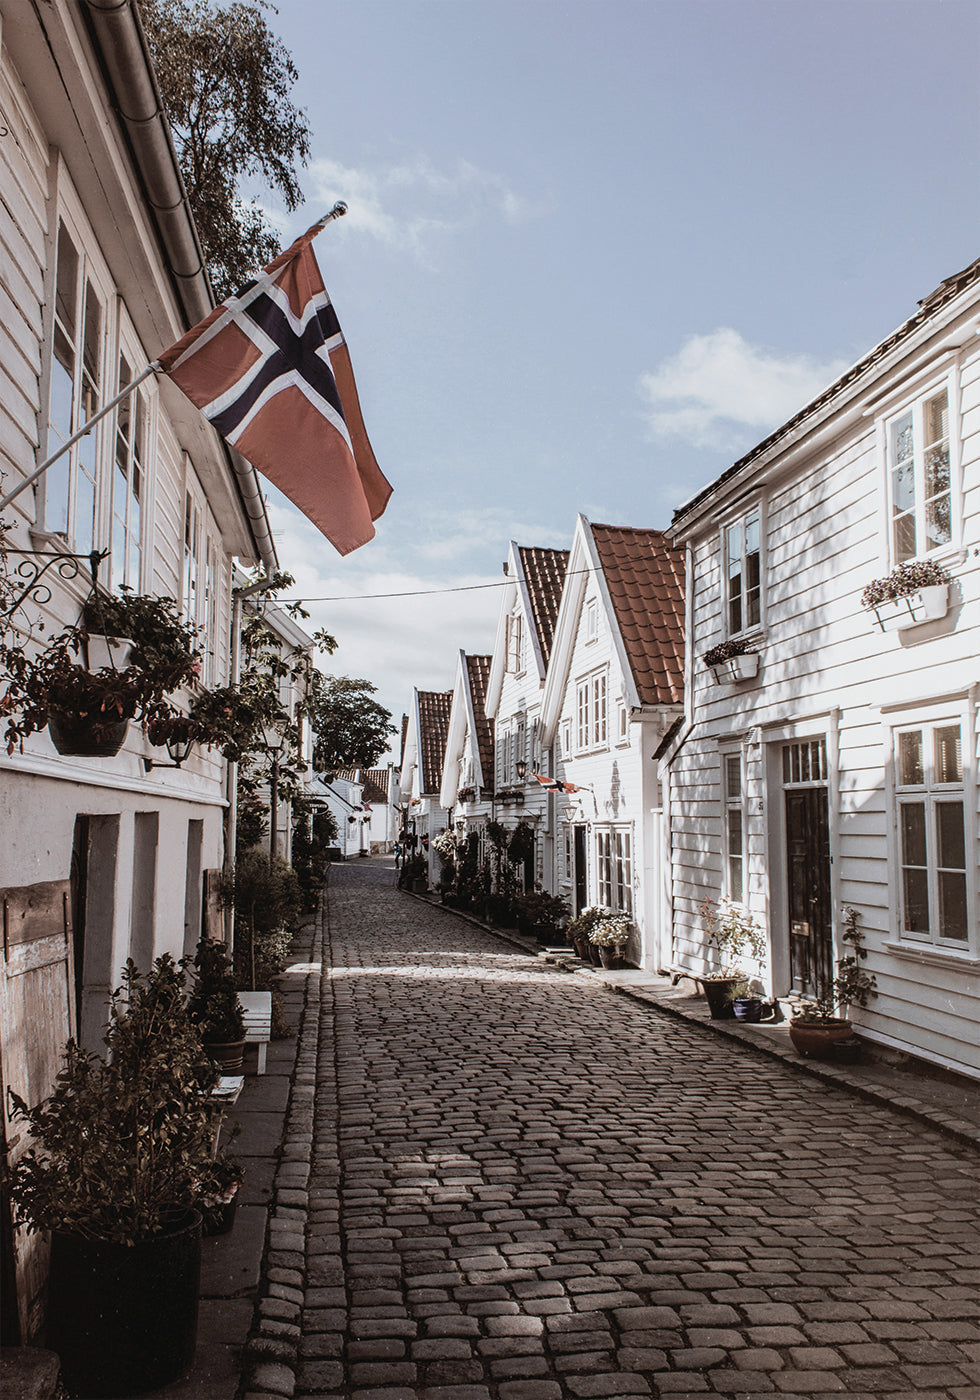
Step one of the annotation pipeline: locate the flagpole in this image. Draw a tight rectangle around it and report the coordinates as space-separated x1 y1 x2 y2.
0 203 349 517
0 361 161 515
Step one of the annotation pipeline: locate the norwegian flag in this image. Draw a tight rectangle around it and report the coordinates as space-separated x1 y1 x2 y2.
533 773 586 794
157 220 392 556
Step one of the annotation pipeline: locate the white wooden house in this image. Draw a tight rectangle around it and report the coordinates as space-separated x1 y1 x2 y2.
0 0 279 1342
318 771 368 859
539 517 684 968
440 650 495 848
483 542 568 889
664 256 980 1080
399 688 452 885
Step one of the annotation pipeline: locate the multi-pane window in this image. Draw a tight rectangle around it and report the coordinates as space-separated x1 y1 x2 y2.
184 493 201 625
896 720 969 946
887 389 951 563
596 827 633 914
45 220 106 552
506 611 523 672
111 353 146 590
725 507 761 636
724 753 744 902
575 671 607 750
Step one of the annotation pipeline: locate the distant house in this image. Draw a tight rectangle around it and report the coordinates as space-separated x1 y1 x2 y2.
440 650 495 838
0 0 278 1343
483 542 569 889
320 771 368 859
540 518 684 968
399 689 453 885
333 765 399 854
664 257 980 1080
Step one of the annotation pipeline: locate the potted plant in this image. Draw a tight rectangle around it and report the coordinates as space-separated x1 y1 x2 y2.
514 888 570 943
565 905 604 963
187 935 247 1072
699 896 767 1018
702 636 760 684
199 1152 245 1236
588 909 633 968
861 560 951 632
7 955 216 1397
82 585 201 689
401 852 428 893
789 907 877 1058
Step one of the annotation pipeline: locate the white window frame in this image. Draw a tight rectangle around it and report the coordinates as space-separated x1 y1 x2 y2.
891 705 975 954
722 749 746 903
575 669 607 753
41 205 114 554
110 320 154 593
584 598 598 643
506 610 524 674
595 824 633 915
881 376 959 567
616 700 628 744
560 719 571 759
722 503 763 639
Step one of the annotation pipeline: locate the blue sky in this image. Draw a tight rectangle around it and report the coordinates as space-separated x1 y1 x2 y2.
254 0 980 757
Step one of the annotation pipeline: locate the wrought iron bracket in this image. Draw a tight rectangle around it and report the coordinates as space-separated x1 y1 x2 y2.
0 547 106 620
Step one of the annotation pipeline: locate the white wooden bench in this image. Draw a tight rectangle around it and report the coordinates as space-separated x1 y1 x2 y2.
238 991 272 1074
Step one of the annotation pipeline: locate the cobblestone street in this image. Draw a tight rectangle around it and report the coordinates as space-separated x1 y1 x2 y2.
294 860 980 1400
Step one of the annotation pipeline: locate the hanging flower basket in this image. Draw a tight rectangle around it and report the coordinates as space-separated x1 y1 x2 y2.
48 708 130 757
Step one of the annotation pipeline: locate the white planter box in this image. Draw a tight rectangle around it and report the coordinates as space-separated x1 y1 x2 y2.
85 635 135 670
709 651 760 684
868 584 948 633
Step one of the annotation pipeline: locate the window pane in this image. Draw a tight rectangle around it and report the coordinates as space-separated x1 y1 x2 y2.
50 327 75 440
934 726 961 784
902 867 930 934
892 458 916 513
936 801 965 870
725 756 741 800
892 510 917 563
938 871 968 942
900 803 928 868
891 411 913 465
55 225 78 335
926 494 952 551
898 731 924 786
924 391 948 450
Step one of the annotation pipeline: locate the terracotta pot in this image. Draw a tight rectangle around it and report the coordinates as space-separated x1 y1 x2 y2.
204 1039 246 1073
48 708 129 757
788 1017 853 1059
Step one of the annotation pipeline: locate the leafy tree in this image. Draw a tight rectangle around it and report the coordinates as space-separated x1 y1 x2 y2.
308 676 395 774
138 0 311 299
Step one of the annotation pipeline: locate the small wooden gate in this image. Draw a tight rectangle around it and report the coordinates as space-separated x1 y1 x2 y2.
0 880 75 1343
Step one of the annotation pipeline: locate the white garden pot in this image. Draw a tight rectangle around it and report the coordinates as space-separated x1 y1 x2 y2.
868 585 948 633
710 651 760 684
85 635 135 670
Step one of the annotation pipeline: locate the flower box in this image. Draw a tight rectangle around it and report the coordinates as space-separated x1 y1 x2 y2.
868 584 948 633
709 651 759 684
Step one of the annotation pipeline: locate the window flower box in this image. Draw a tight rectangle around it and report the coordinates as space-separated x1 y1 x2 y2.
867 584 948 633
861 562 952 634
702 639 760 685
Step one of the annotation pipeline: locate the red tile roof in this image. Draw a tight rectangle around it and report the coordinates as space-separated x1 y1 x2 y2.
362 768 390 804
590 524 685 706
518 546 569 667
464 655 495 788
418 690 453 794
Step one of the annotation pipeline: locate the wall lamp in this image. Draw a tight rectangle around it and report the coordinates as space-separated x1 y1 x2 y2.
142 734 195 771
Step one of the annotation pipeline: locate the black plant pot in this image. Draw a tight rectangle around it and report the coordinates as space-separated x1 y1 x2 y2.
48 709 129 757
48 1210 201 1397
702 976 742 1019
732 996 764 1022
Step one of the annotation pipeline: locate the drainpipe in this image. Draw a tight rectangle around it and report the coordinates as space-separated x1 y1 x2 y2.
82 0 279 578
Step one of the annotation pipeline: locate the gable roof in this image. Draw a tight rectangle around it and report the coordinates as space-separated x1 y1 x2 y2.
418 690 453 794
362 768 391 804
590 524 685 706
517 547 569 668
465 654 495 788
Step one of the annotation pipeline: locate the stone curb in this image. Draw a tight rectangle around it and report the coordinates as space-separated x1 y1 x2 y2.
241 900 325 1398
413 889 980 1155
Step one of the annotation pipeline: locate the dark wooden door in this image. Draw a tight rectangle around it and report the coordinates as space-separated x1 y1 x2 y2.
573 826 588 915
785 786 832 997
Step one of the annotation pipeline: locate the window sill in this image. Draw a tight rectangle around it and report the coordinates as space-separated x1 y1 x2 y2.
884 941 980 971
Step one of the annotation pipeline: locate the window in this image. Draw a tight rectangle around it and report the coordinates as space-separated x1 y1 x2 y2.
110 352 146 591
560 719 571 759
506 611 524 672
886 388 952 563
596 826 633 914
45 219 107 552
183 492 201 625
724 753 745 901
725 507 761 636
575 671 607 751
895 719 969 946
585 598 598 642
616 702 628 743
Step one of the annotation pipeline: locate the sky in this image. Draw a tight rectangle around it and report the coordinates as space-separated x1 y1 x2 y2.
250 0 980 763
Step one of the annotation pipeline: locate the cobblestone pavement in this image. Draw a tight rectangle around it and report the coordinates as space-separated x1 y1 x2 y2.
294 860 980 1400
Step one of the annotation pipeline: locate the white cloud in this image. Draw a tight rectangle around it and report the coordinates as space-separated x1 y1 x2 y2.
306 155 539 259
639 328 850 452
